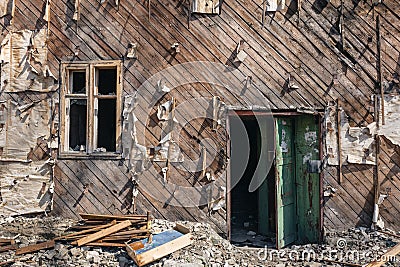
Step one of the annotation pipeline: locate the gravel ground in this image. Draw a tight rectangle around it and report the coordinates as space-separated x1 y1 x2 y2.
0 216 399 267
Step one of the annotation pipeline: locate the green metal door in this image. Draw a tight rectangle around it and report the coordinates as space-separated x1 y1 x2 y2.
295 115 320 244
275 117 297 249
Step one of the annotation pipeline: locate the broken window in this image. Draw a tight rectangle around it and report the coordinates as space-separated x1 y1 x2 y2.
60 61 121 155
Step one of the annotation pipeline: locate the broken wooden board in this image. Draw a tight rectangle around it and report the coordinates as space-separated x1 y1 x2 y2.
85 242 126 247
76 220 132 246
15 240 55 256
0 238 15 245
0 244 17 253
365 243 400 267
126 224 192 267
55 221 117 241
79 213 147 220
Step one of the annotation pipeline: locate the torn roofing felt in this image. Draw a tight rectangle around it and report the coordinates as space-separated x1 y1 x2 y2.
0 30 57 93
379 95 400 146
325 102 376 165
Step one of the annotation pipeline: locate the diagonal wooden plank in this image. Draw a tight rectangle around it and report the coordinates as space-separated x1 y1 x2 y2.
76 220 132 246
15 240 55 256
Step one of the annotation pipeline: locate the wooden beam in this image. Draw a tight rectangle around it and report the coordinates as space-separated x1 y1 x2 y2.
79 213 147 220
373 135 381 215
340 0 345 50
15 240 55 256
146 211 151 230
201 145 207 178
377 230 400 239
376 14 385 125
297 0 301 25
262 0 266 28
0 238 15 245
365 243 400 267
86 242 126 247
336 99 343 185
76 220 132 246
148 0 151 21
188 0 192 29
132 233 192 266
54 220 117 241
67 229 149 241
0 244 17 253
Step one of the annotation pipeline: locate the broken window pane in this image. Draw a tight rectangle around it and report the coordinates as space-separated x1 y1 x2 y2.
69 99 87 151
97 68 117 95
71 71 86 94
97 99 116 152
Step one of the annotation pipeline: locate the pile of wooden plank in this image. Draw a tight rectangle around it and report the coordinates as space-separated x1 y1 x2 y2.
11 212 152 257
56 213 152 248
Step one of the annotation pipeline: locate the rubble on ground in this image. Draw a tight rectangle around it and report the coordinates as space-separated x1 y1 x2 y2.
0 215 400 266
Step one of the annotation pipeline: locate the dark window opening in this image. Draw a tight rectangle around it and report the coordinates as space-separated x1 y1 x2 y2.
71 71 86 94
97 99 116 152
97 69 117 95
69 100 87 151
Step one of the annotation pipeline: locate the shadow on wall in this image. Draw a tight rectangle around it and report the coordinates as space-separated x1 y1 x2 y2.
312 0 330 14
284 0 298 22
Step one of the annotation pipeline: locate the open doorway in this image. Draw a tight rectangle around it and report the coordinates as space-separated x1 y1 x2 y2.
228 112 321 248
229 115 276 246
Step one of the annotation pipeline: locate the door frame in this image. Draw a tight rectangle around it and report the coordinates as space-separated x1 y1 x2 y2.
226 109 324 246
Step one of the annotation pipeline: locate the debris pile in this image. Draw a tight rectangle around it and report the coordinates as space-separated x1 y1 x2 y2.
1 216 400 266
57 213 152 247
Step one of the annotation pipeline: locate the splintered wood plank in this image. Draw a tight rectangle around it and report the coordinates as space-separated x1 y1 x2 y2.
0 244 17 253
76 220 132 246
365 243 400 267
54 220 117 241
79 213 147 220
131 233 192 267
0 238 15 245
15 240 55 256
85 242 126 247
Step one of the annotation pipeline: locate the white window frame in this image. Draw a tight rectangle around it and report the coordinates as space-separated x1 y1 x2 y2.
60 60 122 158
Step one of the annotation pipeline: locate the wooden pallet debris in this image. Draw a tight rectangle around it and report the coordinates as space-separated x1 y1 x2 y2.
0 212 155 263
76 220 132 246
126 224 193 267
56 212 152 247
15 240 55 256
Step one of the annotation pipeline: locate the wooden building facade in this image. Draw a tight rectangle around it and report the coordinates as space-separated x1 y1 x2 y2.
1 0 400 248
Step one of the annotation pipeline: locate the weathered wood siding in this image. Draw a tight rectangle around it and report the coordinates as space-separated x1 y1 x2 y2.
1 0 399 233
